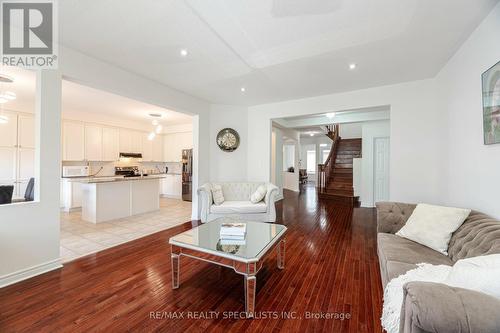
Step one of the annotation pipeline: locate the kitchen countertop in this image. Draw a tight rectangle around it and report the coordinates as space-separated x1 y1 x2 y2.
75 175 166 184
62 173 182 182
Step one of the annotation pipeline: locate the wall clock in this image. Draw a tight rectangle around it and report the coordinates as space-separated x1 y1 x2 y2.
216 128 240 152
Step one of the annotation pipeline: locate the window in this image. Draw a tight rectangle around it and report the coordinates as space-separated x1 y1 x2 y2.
306 150 316 173
322 150 330 163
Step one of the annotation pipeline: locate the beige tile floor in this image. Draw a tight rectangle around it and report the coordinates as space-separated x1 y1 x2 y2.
60 198 192 263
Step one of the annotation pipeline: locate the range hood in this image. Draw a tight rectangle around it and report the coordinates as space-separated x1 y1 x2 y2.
119 152 143 160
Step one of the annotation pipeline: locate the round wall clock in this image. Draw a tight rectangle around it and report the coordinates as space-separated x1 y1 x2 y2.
216 128 240 152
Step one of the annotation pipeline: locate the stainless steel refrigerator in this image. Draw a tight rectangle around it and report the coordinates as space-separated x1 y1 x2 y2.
181 149 193 201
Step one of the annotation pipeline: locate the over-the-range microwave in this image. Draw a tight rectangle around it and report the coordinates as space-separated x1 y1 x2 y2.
62 166 90 178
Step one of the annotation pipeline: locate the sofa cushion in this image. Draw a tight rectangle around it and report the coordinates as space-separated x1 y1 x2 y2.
216 183 265 201
448 211 500 262
378 233 453 267
210 201 267 214
396 204 471 255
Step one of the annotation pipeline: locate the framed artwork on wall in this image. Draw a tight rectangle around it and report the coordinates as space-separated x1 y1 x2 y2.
482 60 500 145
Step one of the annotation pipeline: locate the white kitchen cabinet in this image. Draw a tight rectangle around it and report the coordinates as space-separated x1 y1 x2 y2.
62 121 85 161
142 133 153 161
152 136 163 162
18 115 35 149
160 174 182 199
119 128 132 153
131 131 143 154
18 148 35 180
61 179 83 211
0 147 17 184
85 124 103 161
163 132 192 162
0 111 18 148
102 127 119 161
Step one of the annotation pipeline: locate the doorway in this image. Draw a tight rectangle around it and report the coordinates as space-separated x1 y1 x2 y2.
373 137 390 205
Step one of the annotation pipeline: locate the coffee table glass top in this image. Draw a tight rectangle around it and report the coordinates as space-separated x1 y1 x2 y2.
169 218 286 261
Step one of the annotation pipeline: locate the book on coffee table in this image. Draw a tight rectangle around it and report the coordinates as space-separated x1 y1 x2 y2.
220 223 246 239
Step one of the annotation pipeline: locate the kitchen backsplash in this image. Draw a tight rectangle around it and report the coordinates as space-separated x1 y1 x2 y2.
62 161 182 177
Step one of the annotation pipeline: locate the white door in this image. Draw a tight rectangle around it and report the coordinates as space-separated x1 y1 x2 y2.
102 127 119 161
18 115 35 149
85 124 103 161
373 137 390 205
62 121 85 161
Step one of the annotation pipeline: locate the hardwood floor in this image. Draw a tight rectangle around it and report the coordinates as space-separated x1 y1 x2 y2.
0 185 382 333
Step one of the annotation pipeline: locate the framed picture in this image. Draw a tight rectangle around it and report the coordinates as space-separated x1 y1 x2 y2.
482 60 500 145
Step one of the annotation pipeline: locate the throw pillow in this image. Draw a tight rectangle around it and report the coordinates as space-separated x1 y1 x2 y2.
444 254 500 299
396 203 471 255
250 185 267 204
211 184 225 205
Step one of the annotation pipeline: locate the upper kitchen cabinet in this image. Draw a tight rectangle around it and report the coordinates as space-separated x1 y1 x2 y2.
163 132 192 162
0 111 18 148
152 136 163 162
130 131 143 154
119 129 132 153
62 121 85 161
102 127 119 161
142 133 153 161
84 124 103 161
18 115 35 149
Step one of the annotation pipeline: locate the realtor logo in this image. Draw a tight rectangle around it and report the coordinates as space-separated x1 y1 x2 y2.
1 0 58 68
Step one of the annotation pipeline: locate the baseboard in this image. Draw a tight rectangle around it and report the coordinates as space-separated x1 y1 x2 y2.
0 258 62 288
160 194 182 200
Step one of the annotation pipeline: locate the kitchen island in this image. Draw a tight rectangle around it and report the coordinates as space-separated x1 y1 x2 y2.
79 175 165 223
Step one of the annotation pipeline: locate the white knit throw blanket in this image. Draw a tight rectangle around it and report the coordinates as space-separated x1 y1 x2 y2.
381 263 452 333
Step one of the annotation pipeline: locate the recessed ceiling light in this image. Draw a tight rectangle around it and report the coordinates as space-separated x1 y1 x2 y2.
326 112 336 118
149 113 162 118
180 49 188 57
310 133 314 137
349 63 357 70
148 132 156 141
240 87 246 92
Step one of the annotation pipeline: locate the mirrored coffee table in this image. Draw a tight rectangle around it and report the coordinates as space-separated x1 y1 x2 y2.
169 218 287 317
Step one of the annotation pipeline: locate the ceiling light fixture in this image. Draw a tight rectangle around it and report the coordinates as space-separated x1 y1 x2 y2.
310 133 314 137
326 112 336 118
148 132 156 141
152 119 158 126
240 87 246 92
0 115 8 124
180 49 188 57
349 63 357 70
0 74 14 83
155 125 163 134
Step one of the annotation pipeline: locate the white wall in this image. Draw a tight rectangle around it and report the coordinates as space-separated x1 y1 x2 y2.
360 120 391 207
209 104 248 182
340 122 363 139
248 78 446 206
0 71 62 287
436 3 500 217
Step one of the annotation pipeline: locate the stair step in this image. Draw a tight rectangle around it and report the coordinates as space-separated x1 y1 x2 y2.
334 163 353 168
333 168 352 174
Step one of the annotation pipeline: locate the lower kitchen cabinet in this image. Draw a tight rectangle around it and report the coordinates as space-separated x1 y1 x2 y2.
160 174 182 199
61 179 83 212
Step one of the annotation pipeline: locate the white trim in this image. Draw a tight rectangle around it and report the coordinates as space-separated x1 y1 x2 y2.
0 258 62 288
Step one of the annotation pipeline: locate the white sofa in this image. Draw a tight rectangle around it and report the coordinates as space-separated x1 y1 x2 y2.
197 182 279 223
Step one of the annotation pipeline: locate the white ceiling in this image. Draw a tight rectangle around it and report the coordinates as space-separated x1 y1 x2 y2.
0 67 192 126
59 0 499 106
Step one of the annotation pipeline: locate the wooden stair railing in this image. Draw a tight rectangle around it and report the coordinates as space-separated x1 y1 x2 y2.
318 124 340 193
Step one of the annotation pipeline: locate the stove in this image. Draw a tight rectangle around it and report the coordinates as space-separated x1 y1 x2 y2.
115 166 140 177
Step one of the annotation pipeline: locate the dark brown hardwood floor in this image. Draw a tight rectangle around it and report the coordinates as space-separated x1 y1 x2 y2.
0 184 382 333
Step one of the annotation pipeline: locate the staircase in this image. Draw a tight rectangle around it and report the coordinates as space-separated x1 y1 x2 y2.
318 125 361 206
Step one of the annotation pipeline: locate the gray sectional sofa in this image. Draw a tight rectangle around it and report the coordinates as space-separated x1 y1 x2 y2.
376 202 500 333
